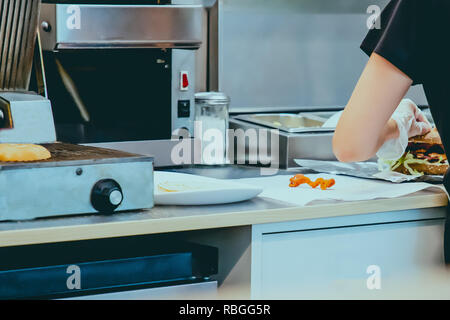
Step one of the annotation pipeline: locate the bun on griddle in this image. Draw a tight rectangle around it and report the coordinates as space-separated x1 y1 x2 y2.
0 144 51 162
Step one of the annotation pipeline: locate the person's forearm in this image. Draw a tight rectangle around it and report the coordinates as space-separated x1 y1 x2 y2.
334 118 400 162
333 53 412 163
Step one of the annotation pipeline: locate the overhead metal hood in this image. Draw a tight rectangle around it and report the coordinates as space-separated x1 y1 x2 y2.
39 4 204 50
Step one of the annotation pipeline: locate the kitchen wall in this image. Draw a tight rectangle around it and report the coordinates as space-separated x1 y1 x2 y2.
210 0 428 112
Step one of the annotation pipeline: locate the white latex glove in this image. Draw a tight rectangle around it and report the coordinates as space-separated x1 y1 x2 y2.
376 99 432 161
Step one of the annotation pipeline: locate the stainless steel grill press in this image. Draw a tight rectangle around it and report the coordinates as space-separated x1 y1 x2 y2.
0 0 40 91
0 1 154 220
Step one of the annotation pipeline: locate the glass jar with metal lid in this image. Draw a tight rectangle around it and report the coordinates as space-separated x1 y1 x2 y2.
194 92 230 165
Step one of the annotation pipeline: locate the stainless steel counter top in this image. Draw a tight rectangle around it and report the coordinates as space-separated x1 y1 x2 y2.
0 165 446 247
0 194 292 233
158 164 315 179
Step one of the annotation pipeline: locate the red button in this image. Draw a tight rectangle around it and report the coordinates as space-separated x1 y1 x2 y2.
182 73 189 89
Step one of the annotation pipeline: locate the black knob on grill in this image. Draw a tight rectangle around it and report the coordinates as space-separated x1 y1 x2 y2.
91 179 123 213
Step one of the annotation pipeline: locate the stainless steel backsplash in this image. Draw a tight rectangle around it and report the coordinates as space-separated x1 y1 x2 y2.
211 0 428 112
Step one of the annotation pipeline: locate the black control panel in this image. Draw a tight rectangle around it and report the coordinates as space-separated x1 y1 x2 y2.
177 100 191 118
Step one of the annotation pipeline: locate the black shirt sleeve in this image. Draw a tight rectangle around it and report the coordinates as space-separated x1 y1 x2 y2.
361 0 428 85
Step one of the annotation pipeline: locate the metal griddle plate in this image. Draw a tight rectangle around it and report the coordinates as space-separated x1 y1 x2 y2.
0 143 153 170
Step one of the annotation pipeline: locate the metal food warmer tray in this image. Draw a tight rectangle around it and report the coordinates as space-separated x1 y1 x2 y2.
233 112 336 133
229 111 339 169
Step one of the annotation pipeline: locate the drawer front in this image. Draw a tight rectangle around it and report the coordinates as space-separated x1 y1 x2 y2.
252 219 445 299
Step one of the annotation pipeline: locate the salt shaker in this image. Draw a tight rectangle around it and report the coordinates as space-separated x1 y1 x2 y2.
194 92 230 165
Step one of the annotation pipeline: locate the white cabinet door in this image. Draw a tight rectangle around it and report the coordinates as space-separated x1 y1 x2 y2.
252 216 448 299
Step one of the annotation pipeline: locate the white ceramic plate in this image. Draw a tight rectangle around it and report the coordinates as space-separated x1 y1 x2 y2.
154 171 263 205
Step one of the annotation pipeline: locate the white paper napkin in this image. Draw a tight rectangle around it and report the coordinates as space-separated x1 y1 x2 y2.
237 174 445 207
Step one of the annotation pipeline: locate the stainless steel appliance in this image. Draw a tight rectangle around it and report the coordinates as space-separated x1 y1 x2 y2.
0 0 154 221
38 0 205 166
